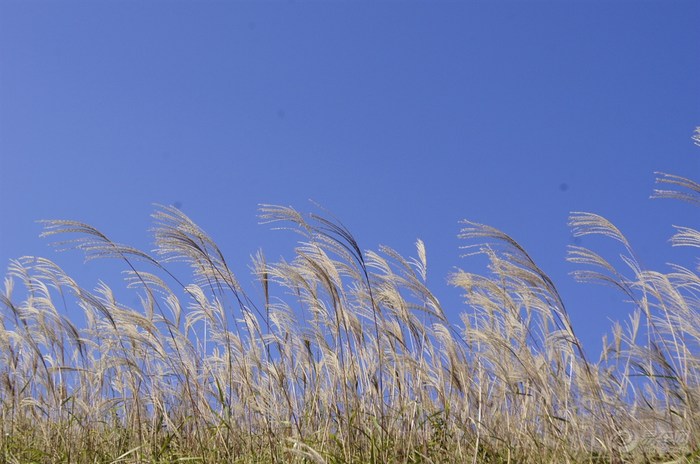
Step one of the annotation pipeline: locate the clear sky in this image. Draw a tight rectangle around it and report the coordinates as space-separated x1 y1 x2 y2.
1 1 699 354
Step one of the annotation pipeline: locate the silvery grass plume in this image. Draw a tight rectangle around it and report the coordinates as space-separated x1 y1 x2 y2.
1 128 699 463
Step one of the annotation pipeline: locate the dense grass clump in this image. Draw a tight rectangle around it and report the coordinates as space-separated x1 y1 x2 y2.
2 130 700 463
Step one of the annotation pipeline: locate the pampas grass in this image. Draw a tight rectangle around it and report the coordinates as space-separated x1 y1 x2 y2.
2 130 700 463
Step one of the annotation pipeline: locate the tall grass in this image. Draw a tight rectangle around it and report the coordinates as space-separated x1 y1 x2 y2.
2 130 699 463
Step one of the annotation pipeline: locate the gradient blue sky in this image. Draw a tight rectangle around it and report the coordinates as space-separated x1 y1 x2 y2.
1 1 699 353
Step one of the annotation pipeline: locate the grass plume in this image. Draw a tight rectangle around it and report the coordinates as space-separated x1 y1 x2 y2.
2 130 700 463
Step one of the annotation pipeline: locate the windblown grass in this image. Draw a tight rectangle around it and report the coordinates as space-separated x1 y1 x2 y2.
2 130 700 463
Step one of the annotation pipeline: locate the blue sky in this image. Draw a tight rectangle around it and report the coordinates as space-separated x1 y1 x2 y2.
1 1 699 354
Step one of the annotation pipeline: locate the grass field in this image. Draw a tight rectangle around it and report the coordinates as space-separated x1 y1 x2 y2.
2 130 699 463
